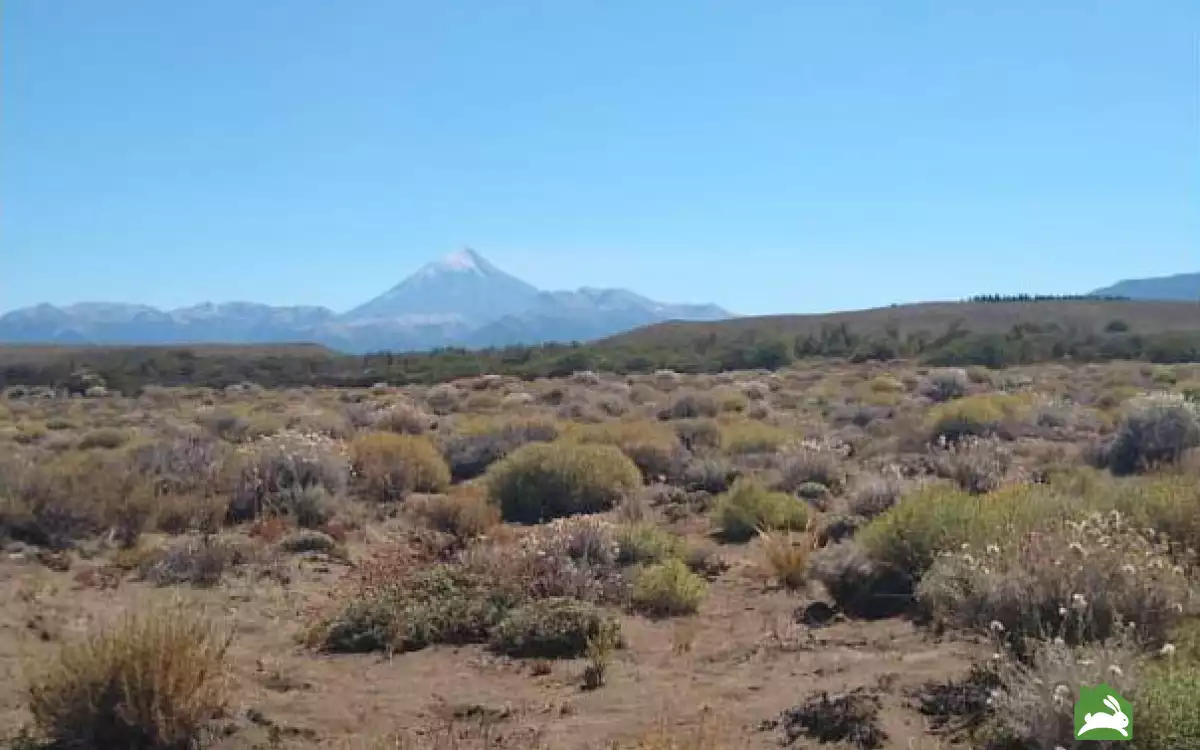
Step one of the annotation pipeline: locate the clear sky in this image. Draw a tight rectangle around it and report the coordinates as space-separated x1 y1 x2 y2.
4 1 1197 316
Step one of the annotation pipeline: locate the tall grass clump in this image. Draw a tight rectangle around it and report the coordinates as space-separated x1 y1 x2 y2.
350 432 450 503
713 479 808 542
26 607 230 750
485 442 642 524
760 529 817 591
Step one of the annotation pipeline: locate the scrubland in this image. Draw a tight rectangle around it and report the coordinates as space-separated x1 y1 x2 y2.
2 359 1200 749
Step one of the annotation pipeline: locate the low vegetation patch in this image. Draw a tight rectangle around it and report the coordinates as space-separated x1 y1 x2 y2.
489 598 621 659
917 510 1192 651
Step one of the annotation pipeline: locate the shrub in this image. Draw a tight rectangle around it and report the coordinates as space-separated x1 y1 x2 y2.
919 368 970 402
1101 393 1200 475
315 564 519 654
485 442 641 524
0 451 145 548
489 598 621 659
844 474 905 519
760 530 816 591
673 418 724 452
680 456 739 494
129 435 227 497
26 607 230 750
720 420 792 454
77 428 131 450
917 510 1190 651
657 391 719 420
926 394 1025 443
570 420 683 481
440 417 558 481
630 559 708 618
615 522 683 566
279 529 339 555
809 541 913 619
855 484 1083 584
713 479 808 542
350 432 450 503
1137 658 1200 750
372 402 436 435
773 687 887 749
774 446 847 495
137 534 251 587
930 437 1014 494
582 625 620 690
229 431 349 524
987 634 1141 750
407 488 500 541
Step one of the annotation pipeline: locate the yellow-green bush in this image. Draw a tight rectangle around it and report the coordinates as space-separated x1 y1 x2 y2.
350 432 450 502
713 479 808 542
630 559 708 618
719 420 792 455
926 393 1027 443
856 483 1087 579
567 420 680 480
485 441 642 524
27 607 230 750
615 522 684 566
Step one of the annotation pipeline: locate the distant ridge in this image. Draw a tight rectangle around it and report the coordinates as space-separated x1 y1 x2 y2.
0 248 731 353
1090 272 1200 302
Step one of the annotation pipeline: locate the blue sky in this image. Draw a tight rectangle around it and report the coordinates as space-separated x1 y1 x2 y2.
4 1 1197 316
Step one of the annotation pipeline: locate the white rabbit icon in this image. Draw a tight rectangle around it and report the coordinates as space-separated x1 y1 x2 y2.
1077 694 1130 738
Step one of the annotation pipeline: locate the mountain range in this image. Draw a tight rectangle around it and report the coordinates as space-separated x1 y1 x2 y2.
0 249 731 352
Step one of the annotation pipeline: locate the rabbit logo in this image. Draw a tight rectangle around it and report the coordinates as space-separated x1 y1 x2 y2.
1074 684 1133 741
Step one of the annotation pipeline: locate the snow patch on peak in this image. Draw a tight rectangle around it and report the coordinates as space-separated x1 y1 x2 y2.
414 248 486 278
439 248 481 270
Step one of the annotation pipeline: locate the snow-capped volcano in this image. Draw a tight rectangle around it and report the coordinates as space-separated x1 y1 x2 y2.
342 248 540 323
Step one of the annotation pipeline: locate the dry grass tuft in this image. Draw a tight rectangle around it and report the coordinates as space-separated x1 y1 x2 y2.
759 527 817 591
26 605 231 750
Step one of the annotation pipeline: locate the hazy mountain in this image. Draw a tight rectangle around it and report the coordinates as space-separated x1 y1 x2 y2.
466 288 730 347
1091 272 1200 301
0 249 732 352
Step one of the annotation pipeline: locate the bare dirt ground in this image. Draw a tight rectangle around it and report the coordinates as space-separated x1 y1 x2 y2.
0 535 979 749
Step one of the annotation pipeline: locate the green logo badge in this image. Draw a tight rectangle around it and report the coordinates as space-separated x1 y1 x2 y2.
1074 684 1132 741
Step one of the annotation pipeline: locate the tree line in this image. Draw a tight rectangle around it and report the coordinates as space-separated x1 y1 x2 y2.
3 322 1199 394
